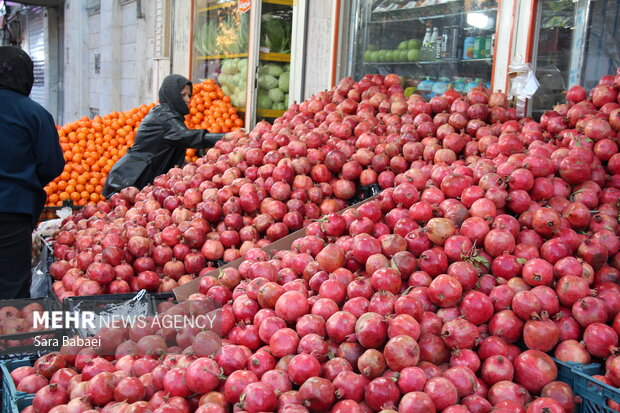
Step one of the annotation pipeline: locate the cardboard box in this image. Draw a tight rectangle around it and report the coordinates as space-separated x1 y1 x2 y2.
173 194 381 301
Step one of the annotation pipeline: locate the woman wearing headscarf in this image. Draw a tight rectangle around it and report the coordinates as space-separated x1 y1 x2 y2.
0 46 65 298
103 74 224 197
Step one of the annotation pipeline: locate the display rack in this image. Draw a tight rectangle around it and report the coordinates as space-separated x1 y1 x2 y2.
192 0 304 128
260 52 292 62
344 0 500 98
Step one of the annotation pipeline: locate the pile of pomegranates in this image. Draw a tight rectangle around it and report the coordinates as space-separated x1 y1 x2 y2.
17 66 620 412
47 73 428 299
0 302 51 347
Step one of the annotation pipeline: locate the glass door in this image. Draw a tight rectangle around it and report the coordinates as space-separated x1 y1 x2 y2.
254 0 294 122
531 0 620 118
345 0 500 99
192 1 251 115
192 0 305 130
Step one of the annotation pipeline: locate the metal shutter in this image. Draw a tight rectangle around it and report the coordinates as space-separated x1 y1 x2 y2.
26 7 46 108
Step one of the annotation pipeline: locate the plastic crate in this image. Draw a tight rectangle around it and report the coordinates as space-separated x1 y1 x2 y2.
573 365 620 413
4 394 34 413
0 356 37 412
0 298 62 357
39 200 82 223
14 395 33 413
348 184 382 206
553 357 601 390
150 292 177 314
61 290 155 337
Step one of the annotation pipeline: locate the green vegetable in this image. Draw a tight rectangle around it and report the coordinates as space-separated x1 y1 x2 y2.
261 12 292 53
258 74 278 89
272 102 286 110
221 59 239 75
278 72 290 93
262 63 283 77
257 89 273 109
217 73 230 85
268 88 284 103
221 85 233 97
284 94 289 104
216 13 248 54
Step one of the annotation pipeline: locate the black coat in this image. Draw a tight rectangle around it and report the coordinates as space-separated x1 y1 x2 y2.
0 46 65 225
102 104 223 197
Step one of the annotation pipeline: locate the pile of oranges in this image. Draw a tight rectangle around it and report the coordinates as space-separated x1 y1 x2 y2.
45 104 155 207
43 79 242 208
185 78 244 133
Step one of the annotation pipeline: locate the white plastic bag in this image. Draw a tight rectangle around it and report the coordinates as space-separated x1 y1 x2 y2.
30 238 52 298
508 61 540 118
30 207 73 298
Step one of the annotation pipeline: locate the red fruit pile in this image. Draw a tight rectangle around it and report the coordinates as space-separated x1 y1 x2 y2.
0 303 47 347
25 69 620 412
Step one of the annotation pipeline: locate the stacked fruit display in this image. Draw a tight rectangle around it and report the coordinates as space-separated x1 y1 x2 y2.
257 62 291 111
44 80 241 209
363 39 423 63
24 68 620 412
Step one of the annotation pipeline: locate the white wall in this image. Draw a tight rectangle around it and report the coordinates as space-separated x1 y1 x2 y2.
62 0 188 122
303 0 337 100
63 0 90 123
88 7 100 114
120 1 139 110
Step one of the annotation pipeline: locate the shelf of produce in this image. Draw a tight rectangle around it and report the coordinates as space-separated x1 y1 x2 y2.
197 1 236 12
257 108 286 118
362 58 492 65
263 0 293 6
198 53 249 60
370 8 497 24
260 52 291 62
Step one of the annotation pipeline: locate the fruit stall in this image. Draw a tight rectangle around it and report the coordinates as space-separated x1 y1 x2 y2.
2 1 620 413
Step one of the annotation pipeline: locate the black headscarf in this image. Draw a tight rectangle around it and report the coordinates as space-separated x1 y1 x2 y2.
158 74 192 117
0 46 34 96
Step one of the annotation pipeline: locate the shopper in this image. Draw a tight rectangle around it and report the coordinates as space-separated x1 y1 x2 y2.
102 74 224 197
0 46 65 298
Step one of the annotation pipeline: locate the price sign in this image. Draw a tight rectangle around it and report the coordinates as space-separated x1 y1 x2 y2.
238 0 251 13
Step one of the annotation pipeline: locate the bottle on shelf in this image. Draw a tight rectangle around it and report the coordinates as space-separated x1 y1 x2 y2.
463 29 475 60
439 27 449 60
474 31 487 59
421 26 434 61
449 26 459 60
422 27 432 49
487 34 495 58
430 27 439 48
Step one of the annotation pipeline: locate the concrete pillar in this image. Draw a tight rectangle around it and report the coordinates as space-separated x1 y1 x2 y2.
99 0 121 113
134 0 151 104
62 0 90 122
171 0 191 79
45 7 61 122
303 0 336 99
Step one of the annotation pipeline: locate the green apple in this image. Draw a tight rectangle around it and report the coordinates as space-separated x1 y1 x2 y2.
399 50 409 61
398 41 409 50
363 50 373 62
408 39 422 50
377 50 388 62
370 51 380 62
407 48 421 61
